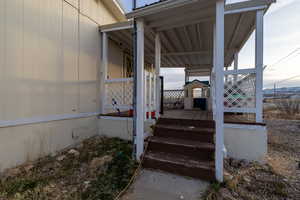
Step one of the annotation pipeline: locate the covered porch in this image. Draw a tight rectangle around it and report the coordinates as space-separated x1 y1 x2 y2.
99 0 274 182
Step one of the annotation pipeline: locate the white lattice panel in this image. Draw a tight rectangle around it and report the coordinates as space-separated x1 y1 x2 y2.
105 79 133 110
224 73 256 109
163 90 184 109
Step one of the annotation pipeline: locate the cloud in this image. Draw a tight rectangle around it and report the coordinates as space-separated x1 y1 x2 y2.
267 0 298 15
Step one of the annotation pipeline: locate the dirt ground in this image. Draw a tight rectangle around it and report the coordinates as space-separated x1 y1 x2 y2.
0 119 299 200
204 119 300 200
0 136 137 200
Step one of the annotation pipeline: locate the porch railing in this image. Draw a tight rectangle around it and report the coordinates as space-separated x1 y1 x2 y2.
103 72 156 118
104 78 133 114
163 89 184 110
224 68 257 113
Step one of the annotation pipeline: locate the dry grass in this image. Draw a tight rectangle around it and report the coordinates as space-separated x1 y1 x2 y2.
0 137 137 200
203 119 300 200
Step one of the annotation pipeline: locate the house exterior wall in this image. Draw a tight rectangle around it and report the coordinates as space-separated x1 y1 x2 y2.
0 116 98 171
107 40 124 79
0 0 122 172
224 125 267 162
98 117 154 141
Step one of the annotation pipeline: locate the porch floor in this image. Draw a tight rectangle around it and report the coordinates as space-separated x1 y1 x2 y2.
161 109 262 125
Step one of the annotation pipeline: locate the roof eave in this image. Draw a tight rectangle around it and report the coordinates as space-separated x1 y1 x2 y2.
102 0 126 21
126 0 202 19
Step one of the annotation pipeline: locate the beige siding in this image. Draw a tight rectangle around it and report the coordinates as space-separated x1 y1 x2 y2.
108 40 124 79
0 0 120 121
63 2 79 114
80 0 118 25
65 0 79 9
0 116 98 172
0 0 124 171
79 15 100 113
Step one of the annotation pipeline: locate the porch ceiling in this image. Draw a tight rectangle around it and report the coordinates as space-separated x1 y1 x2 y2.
101 0 274 73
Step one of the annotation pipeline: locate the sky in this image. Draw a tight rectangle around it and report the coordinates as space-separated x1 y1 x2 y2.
119 0 300 89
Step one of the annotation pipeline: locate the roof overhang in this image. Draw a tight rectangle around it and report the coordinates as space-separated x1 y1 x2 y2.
126 0 205 19
102 0 126 21
100 0 275 72
126 0 275 19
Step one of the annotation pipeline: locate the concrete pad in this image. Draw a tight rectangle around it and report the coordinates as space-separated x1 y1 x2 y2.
121 169 209 200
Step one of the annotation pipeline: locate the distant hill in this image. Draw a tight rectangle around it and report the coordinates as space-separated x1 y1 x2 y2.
264 87 300 97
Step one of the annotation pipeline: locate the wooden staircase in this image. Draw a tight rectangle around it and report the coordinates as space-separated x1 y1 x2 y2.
142 118 216 181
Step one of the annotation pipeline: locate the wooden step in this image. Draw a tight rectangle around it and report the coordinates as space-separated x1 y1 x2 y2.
148 136 215 161
157 118 215 129
154 124 215 143
143 151 216 181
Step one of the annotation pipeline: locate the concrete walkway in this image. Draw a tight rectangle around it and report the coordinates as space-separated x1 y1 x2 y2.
121 169 209 200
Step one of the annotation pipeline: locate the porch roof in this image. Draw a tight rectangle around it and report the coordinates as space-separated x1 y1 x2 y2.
100 0 275 75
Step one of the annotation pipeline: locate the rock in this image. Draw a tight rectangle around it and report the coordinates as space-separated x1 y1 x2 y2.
219 188 236 200
240 159 250 168
229 159 240 168
261 164 270 171
7 168 21 177
68 149 80 156
179 194 184 199
89 155 113 170
243 176 251 183
224 171 234 181
84 181 90 185
57 155 66 161
23 164 34 172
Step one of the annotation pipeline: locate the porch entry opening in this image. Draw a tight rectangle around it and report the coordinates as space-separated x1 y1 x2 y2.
193 88 207 110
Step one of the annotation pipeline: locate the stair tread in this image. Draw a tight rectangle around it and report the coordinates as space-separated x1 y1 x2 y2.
155 124 215 133
159 118 214 122
149 136 215 150
158 118 215 128
144 151 215 170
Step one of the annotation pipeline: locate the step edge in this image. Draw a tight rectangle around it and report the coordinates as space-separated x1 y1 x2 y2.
149 137 215 150
155 125 215 133
144 154 215 170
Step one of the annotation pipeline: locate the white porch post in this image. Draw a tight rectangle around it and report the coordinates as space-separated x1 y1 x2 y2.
185 69 188 83
135 19 145 160
155 33 161 119
234 52 239 70
149 71 153 114
233 52 239 83
215 0 225 182
255 10 264 123
101 32 108 114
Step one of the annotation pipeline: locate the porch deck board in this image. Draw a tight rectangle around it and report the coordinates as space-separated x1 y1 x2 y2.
161 109 264 125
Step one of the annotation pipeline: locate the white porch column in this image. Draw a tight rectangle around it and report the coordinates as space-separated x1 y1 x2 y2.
214 0 225 182
149 71 153 114
144 71 147 120
234 52 239 70
155 33 161 119
233 52 239 83
225 67 228 83
185 68 188 83
255 10 264 123
101 32 108 114
135 19 145 160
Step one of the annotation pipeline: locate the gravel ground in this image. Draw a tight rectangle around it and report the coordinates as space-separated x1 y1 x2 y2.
266 119 300 199
203 119 300 200
0 136 137 200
